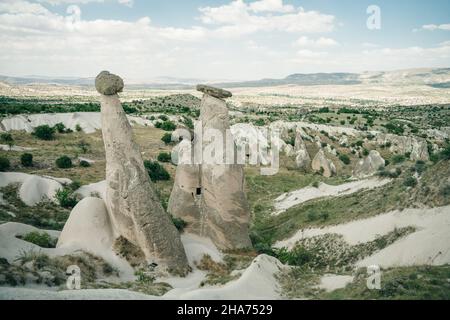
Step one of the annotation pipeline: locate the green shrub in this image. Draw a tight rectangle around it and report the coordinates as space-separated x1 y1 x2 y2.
79 160 90 167
182 116 194 129
172 216 187 231
21 231 56 248
0 133 14 148
275 246 313 266
32 125 55 140
157 152 171 163
403 176 418 188
77 140 90 153
55 188 78 208
440 145 450 160
55 156 72 169
75 124 82 132
307 211 318 222
363 148 369 156
161 133 173 144
339 154 351 165
391 154 406 164
161 121 176 131
154 121 162 129
158 114 168 121
0 156 10 171
144 160 170 182
21 153 33 167
53 122 66 133
254 118 266 126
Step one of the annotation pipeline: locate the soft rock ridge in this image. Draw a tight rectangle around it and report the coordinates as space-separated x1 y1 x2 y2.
97 71 189 275
311 149 336 177
169 86 252 250
353 150 385 178
294 130 311 170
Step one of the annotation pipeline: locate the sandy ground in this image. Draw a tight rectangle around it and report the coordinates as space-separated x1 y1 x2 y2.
274 206 450 268
0 145 35 152
273 178 391 215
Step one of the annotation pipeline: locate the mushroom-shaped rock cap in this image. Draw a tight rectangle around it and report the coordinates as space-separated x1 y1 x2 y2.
95 71 124 95
196 84 232 99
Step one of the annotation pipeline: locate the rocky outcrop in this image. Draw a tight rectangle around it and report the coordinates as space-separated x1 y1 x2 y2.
96 71 189 275
353 150 385 178
376 134 429 161
169 86 252 250
294 130 311 169
312 150 336 177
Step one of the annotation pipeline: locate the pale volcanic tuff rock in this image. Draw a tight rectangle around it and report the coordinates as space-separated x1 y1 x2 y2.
312 149 336 178
62 71 189 276
294 130 311 170
169 86 252 250
353 150 385 178
376 133 429 161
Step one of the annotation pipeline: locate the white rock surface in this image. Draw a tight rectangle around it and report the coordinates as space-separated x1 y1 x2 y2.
0 172 68 206
353 150 385 178
316 274 354 292
0 112 153 134
273 178 391 215
275 206 450 268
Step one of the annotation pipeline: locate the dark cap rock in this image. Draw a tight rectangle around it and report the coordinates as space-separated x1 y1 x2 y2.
95 71 124 95
196 84 232 99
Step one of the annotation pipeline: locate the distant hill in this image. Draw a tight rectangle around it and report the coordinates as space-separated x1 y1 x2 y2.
1 68 449 89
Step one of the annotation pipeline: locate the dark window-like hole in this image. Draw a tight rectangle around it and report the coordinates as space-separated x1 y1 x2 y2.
196 187 202 195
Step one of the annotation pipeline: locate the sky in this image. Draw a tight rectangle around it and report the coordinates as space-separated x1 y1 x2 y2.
0 0 449 82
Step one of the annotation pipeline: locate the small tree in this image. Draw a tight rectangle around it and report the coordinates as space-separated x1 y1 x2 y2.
144 160 170 182
55 188 78 208
56 156 72 169
0 133 14 150
161 120 176 131
161 133 173 145
33 125 55 140
339 154 351 165
77 140 90 153
157 152 171 163
75 124 82 132
21 153 33 167
54 122 66 133
79 160 90 167
0 156 10 171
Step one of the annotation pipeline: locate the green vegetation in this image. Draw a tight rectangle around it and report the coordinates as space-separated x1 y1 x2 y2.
157 152 171 163
0 133 14 149
19 231 57 248
0 156 10 171
20 153 33 167
55 187 79 208
55 156 73 169
161 132 173 144
171 216 187 232
32 125 55 140
79 160 90 167
160 120 176 131
144 160 170 182
339 154 351 165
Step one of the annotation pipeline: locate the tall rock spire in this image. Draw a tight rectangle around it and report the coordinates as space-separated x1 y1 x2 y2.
96 71 189 276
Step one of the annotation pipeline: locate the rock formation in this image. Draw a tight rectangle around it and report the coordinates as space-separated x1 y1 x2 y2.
294 130 311 169
312 149 336 177
169 85 252 250
95 71 189 275
353 150 385 178
376 133 429 161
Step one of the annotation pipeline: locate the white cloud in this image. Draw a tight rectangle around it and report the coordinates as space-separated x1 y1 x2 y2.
248 0 294 13
421 23 450 31
198 0 335 36
294 36 338 48
37 0 133 6
0 0 50 15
